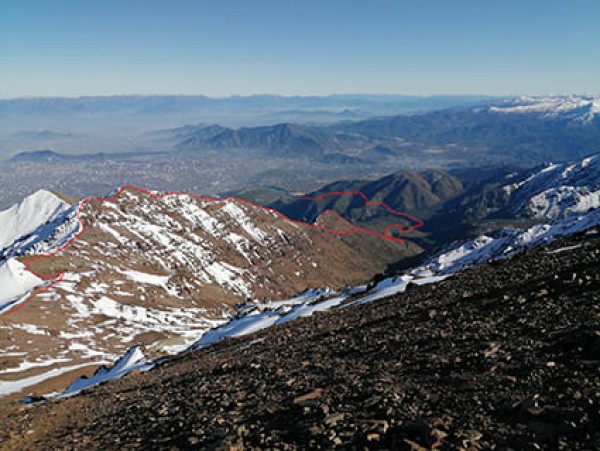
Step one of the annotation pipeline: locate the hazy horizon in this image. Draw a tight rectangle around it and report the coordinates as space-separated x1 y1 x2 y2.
1 92 500 101
1 92 597 102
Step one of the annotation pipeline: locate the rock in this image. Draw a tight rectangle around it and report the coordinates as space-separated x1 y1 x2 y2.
324 413 345 426
367 432 380 441
293 388 324 405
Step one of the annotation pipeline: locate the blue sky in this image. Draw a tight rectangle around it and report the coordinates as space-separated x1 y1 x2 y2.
1 0 599 98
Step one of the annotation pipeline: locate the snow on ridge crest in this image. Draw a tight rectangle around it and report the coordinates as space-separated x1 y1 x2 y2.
502 154 600 220
0 259 43 313
488 95 600 121
0 190 70 251
413 208 600 277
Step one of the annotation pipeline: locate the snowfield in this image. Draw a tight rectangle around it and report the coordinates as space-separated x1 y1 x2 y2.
0 259 43 314
0 190 80 260
0 190 67 249
502 154 600 220
489 95 600 122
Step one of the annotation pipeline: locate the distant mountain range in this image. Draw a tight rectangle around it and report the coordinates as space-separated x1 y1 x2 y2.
334 96 600 164
7 95 600 167
0 94 494 118
175 122 348 158
0 94 498 158
4 95 600 217
164 95 600 165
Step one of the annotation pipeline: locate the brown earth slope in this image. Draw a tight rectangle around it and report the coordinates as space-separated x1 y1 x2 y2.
1 228 598 449
1 187 420 401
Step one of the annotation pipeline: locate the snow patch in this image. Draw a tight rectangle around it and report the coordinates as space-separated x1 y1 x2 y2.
489 95 600 122
59 346 154 397
0 259 43 313
0 190 80 260
0 362 106 397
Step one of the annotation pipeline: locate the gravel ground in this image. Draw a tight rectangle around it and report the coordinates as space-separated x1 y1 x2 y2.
1 228 599 450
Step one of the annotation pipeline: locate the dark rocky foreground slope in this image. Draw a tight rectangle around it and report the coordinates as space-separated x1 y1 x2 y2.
1 229 599 450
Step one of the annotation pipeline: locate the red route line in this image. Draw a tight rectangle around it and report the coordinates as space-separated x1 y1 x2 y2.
2 185 424 316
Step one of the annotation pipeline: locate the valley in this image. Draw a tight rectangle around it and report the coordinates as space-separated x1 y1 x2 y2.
3 95 599 210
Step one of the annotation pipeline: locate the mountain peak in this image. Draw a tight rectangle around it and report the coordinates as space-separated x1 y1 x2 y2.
9 149 65 162
0 189 69 250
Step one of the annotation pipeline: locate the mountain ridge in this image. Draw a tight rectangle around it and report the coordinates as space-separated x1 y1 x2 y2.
270 169 463 225
0 184 422 398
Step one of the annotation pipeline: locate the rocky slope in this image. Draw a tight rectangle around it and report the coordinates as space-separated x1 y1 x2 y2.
1 226 598 449
0 186 420 399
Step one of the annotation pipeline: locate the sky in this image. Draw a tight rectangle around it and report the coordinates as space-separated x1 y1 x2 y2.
0 0 599 98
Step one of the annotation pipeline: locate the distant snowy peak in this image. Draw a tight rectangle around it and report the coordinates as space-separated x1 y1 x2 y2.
488 95 600 122
0 190 80 260
503 154 600 219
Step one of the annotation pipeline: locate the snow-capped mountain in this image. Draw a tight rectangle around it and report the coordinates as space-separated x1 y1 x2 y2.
410 154 600 275
502 154 600 219
0 190 80 314
0 186 416 399
414 208 600 276
0 190 79 259
0 259 43 311
488 95 600 123
455 153 600 224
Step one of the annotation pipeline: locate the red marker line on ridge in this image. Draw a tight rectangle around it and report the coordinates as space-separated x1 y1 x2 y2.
2 185 424 316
